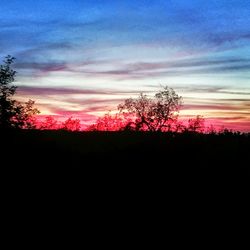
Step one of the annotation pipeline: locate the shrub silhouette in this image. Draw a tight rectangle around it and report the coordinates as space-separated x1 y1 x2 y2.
39 116 59 130
61 117 81 131
86 112 134 131
187 115 205 133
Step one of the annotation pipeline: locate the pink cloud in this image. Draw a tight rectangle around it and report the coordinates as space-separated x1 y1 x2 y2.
17 86 141 96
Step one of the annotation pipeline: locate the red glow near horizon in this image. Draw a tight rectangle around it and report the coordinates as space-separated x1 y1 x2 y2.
17 86 250 133
33 113 250 133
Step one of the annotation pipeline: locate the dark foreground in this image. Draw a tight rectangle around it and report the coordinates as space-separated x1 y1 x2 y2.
1 129 249 212
1 130 248 235
1 130 249 178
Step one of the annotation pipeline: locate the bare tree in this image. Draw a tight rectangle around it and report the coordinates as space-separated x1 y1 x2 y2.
118 86 182 131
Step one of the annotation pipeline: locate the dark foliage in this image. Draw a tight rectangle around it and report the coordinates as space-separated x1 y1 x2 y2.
0 56 39 129
118 86 182 131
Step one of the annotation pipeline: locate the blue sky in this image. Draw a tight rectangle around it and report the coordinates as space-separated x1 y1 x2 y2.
0 0 250 130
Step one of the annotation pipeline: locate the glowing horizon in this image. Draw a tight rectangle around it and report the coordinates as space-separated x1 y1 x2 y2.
1 0 250 131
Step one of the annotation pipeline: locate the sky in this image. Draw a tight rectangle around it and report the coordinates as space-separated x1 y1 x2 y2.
0 0 250 131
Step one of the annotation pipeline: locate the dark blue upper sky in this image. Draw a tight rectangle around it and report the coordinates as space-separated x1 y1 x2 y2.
1 0 250 59
0 0 250 130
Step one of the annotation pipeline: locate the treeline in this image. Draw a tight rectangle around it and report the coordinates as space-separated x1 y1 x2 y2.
38 116 81 131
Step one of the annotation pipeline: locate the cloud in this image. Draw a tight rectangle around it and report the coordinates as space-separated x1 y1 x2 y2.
174 85 250 96
214 116 249 121
15 62 69 73
176 85 226 93
39 102 101 115
128 58 250 71
64 97 123 106
14 56 118 77
205 32 250 47
183 103 249 111
76 57 250 80
17 86 141 96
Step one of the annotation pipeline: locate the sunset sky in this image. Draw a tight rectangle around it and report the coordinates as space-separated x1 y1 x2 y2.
0 0 249 131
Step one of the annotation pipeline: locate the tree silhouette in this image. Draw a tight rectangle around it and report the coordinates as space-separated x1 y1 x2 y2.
39 116 59 130
187 115 205 133
118 86 182 131
0 55 39 129
61 117 81 131
87 112 133 131
207 124 217 134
